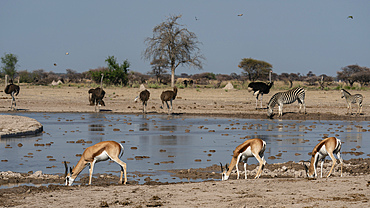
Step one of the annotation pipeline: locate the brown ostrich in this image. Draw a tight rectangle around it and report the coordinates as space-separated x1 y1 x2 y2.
136 89 150 114
160 86 178 114
88 73 105 112
4 75 20 110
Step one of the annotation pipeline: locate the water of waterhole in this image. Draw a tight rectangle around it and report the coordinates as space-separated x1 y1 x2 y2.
0 112 369 187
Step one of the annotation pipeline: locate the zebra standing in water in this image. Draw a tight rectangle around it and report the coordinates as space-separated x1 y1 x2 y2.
267 87 306 117
340 89 363 115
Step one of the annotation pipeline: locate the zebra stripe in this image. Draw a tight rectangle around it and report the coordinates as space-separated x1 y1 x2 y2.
267 87 306 117
340 89 363 115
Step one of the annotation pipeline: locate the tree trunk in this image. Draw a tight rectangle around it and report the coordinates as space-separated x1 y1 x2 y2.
349 80 355 87
171 67 175 87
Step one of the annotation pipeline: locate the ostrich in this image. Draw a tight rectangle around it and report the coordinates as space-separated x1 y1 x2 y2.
4 75 20 110
88 73 105 112
135 89 150 114
247 70 273 109
160 86 178 114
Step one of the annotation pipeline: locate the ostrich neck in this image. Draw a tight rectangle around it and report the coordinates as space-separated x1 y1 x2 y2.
100 75 104 89
269 71 272 83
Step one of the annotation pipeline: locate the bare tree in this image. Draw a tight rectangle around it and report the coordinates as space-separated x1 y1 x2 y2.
143 14 205 87
149 58 168 82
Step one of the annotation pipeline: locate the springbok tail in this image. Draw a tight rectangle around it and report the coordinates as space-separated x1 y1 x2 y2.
119 143 124 158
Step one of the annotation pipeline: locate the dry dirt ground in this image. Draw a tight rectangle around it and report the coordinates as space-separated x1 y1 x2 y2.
0 85 370 207
0 84 370 120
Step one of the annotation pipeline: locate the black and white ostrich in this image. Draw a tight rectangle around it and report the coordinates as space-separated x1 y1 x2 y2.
247 70 273 109
160 86 178 114
135 89 150 114
88 73 105 112
4 75 20 110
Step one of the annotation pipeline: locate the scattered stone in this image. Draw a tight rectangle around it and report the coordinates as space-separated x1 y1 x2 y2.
99 201 109 207
31 171 43 177
223 82 234 90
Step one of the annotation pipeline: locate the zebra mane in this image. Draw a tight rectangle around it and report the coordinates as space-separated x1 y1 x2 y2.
341 89 351 95
267 92 279 108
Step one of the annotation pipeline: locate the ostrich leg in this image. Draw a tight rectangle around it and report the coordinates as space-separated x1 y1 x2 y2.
11 92 16 110
260 94 263 109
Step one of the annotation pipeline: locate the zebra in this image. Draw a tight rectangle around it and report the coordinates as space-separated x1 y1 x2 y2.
340 89 363 115
267 87 306 117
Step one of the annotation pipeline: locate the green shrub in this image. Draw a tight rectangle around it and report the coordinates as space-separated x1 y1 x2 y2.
90 56 130 86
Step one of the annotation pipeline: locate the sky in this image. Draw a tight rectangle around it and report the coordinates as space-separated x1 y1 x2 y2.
1 0 369 77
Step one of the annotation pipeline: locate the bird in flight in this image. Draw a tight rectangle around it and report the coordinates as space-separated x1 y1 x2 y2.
65 52 69 55
347 16 353 19
237 14 243 17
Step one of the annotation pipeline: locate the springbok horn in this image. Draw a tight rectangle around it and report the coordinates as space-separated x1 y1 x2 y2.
225 163 229 170
303 161 309 174
63 161 68 177
70 167 73 174
220 162 223 172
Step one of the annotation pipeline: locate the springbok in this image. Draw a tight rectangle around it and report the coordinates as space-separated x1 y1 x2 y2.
64 141 127 186
305 137 343 178
221 138 266 180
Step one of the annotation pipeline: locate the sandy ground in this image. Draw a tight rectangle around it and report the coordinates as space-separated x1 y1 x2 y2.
0 85 370 207
1 175 369 208
0 84 369 120
0 115 43 138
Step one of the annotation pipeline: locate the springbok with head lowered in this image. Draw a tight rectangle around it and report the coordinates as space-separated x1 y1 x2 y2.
340 89 363 115
64 141 127 186
267 87 306 118
221 138 266 180
160 86 178 114
305 137 343 178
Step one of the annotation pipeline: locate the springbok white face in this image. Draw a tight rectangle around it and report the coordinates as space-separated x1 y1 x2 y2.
221 171 229 181
65 175 74 186
220 163 229 181
305 164 316 178
64 161 75 186
303 151 319 179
